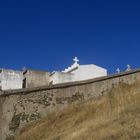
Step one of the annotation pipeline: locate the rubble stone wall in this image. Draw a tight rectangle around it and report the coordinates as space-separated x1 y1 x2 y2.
0 69 140 140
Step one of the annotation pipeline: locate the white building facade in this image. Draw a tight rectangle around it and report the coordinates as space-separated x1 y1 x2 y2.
0 69 23 90
50 57 107 84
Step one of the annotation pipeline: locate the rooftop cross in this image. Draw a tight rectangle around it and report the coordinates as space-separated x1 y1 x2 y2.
116 68 120 73
73 57 79 65
126 64 131 71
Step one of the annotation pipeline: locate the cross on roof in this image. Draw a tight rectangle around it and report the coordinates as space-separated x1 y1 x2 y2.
116 68 120 73
126 64 131 71
73 57 79 64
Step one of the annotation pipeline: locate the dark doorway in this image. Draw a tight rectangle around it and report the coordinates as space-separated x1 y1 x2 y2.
22 78 26 88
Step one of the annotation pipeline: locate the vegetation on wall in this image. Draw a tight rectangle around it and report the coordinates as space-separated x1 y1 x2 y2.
15 81 140 140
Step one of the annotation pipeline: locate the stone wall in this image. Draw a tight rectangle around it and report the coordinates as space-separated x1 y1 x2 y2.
0 97 3 140
23 70 50 88
0 69 140 140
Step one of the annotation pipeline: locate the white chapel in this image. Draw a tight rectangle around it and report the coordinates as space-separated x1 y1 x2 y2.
49 57 107 84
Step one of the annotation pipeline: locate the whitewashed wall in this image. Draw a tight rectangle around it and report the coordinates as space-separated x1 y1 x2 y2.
71 65 107 81
0 70 23 90
50 65 107 84
50 72 74 84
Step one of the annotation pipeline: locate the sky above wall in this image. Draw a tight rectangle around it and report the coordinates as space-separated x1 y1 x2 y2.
0 0 140 74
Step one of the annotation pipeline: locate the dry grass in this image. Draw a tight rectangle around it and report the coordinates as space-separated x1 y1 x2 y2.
15 82 140 140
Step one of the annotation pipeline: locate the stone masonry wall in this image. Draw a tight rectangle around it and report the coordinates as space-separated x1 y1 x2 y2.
0 97 3 140
0 69 140 140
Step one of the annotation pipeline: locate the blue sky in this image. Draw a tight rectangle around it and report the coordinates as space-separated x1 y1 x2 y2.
0 0 140 74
